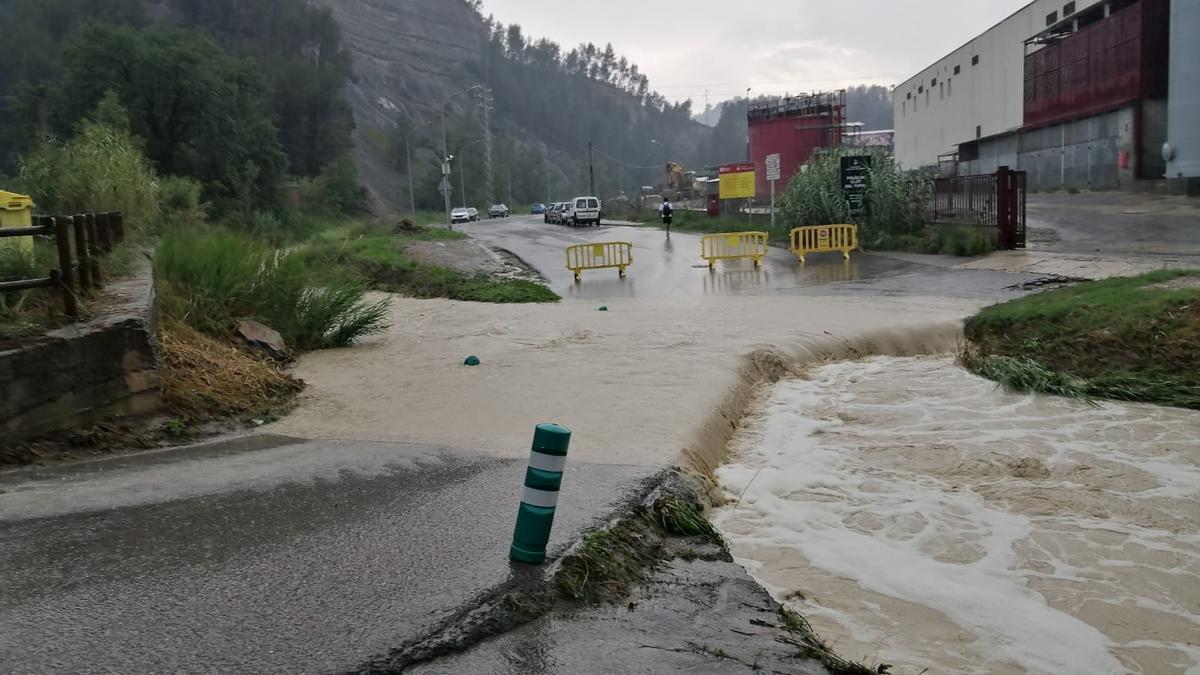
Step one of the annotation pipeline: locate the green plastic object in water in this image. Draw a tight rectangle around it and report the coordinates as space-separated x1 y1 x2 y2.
598 306 609 312
464 355 481 366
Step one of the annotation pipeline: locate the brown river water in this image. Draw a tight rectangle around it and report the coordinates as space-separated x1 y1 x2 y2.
713 356 1200 674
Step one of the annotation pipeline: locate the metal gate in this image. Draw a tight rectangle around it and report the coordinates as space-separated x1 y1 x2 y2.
932 165 1026 250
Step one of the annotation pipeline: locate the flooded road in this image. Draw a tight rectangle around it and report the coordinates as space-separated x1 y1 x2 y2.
459 216 1037 300
713 357 1200 674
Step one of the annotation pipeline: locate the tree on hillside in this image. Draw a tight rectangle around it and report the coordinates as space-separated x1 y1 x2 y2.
57 24 287 213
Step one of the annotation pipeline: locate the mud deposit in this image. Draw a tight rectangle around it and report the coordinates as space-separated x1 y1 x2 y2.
713 357 1200 674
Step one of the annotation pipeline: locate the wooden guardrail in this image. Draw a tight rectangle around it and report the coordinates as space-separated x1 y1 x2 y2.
0 212 125 318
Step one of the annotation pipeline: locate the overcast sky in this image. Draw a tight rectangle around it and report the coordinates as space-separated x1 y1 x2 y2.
479 0 1028 107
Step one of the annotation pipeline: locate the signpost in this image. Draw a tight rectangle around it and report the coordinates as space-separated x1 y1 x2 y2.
765 153 781 230
840 155 871 214
719 162 756 226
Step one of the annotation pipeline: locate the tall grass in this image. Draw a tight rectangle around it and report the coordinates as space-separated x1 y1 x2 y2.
155 228 390 350
777 147 932 246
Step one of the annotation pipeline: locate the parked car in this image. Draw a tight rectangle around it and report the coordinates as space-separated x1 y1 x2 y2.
545 202 562 224
531 203 546 215
488 203 510 218
466 207 480 221
561 196 601 226
450 207 471 224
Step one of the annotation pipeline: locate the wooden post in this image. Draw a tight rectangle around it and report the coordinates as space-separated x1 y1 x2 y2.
50 216 78 318
995 165 1012 250
71 215 91 293
97 212 113 253
85 213 103 285
111 211 125 243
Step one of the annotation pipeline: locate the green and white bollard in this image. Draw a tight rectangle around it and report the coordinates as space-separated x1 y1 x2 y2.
510 423 572 564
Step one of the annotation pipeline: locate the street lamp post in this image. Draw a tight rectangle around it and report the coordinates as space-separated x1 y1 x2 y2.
459 139 482 209
441 85 484 225
405 120 433 218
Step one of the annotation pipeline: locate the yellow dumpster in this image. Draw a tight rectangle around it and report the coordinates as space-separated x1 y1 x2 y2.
0 190 35 255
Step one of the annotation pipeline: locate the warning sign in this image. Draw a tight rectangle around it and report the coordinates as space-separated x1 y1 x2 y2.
719 162 756 199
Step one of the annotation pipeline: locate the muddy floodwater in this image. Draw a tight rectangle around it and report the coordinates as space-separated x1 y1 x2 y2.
713 357 1200 674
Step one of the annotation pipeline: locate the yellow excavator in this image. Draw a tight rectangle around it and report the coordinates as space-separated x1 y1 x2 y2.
665 161 688 192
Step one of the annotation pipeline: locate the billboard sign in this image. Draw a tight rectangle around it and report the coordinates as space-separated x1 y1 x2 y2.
840 155 872 213
719 162 756 199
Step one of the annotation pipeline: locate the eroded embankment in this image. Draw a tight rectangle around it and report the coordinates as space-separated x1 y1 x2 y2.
678 323 965 504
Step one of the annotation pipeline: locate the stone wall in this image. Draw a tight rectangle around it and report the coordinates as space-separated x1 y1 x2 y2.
1 274 161 443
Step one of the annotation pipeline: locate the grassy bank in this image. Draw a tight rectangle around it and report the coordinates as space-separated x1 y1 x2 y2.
963 269 1200 409
303 224 559 303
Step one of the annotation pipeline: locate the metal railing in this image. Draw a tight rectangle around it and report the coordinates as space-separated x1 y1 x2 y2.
789 224 859 263
700 232 769 269
931 166 1026 249
565 241 633 282
0 212 126 318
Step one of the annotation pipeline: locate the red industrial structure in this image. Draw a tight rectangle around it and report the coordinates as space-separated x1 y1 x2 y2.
748 91 846 196
1023 0 1170 129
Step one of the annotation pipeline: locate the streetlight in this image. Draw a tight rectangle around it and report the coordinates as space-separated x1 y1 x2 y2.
441 84 484 225
405 120 433 218
458 139 482 209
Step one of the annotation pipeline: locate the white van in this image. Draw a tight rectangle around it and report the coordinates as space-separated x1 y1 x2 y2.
562 196 601 227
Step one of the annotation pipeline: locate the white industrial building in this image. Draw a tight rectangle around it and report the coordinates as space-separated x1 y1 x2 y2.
893 0 1198 193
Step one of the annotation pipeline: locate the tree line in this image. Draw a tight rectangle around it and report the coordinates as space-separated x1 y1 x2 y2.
0 0 359 217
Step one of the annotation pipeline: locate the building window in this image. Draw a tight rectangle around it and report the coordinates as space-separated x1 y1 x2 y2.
1046 10 1058 26
954 64 961 75
976 125 982 139
972 55 980 66
931 77 937 87
1063 1 1075 16
918 85 924 94
906 91 912 100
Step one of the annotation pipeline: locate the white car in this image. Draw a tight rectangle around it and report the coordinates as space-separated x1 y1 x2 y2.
467 207 480 221
450 207 471 224
562 196 601 226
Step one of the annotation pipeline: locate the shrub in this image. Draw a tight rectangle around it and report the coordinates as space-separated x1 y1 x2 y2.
18 93 160 230
155 228 390 350
158 176 206 229
777 147 932 244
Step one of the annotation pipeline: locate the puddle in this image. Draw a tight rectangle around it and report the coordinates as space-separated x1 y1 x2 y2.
713 357 1200 674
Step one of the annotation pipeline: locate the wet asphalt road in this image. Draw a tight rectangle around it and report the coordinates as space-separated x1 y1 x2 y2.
0 435 653 673
461 215 1040 300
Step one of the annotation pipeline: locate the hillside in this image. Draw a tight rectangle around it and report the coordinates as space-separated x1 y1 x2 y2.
319 0 716 211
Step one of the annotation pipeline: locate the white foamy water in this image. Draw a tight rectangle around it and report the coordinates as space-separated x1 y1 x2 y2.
713 357 1200 675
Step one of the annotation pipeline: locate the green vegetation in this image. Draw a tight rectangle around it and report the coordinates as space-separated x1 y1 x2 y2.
886 225 994 257
778 147 930 246
964 270 1200 409
155 228 391 350
304 228 560 304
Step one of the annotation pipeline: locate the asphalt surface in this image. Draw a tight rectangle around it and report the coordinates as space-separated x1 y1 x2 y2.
462 216 1041 300
1026 192 1200 256
0 435 653 673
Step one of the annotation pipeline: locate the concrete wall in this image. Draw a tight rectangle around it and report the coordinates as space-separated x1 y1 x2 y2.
961 106 1141 192
894 0 1107 169
1166 0 1200 178
1 275 161 443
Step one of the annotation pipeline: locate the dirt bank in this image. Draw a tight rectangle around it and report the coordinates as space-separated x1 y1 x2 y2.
272 294 979 467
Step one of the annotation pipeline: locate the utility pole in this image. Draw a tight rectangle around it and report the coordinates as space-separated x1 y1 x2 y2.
588 141 596 197
440 85 483 225
543 144 551 204
480 89 495 204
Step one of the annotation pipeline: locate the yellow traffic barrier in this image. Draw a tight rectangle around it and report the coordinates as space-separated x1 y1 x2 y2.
700 231 768 269
566 241 633 281
789 224 858 263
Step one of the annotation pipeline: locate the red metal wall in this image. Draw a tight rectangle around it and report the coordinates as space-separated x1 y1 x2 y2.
1024 0 1169 129
749 115 834 196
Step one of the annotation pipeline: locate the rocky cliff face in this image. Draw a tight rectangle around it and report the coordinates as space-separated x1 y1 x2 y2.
316 0 490 210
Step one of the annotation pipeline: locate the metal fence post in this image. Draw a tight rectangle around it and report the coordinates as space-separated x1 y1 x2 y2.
996 166 1011 250
510 423 572 564
49 216 77 318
